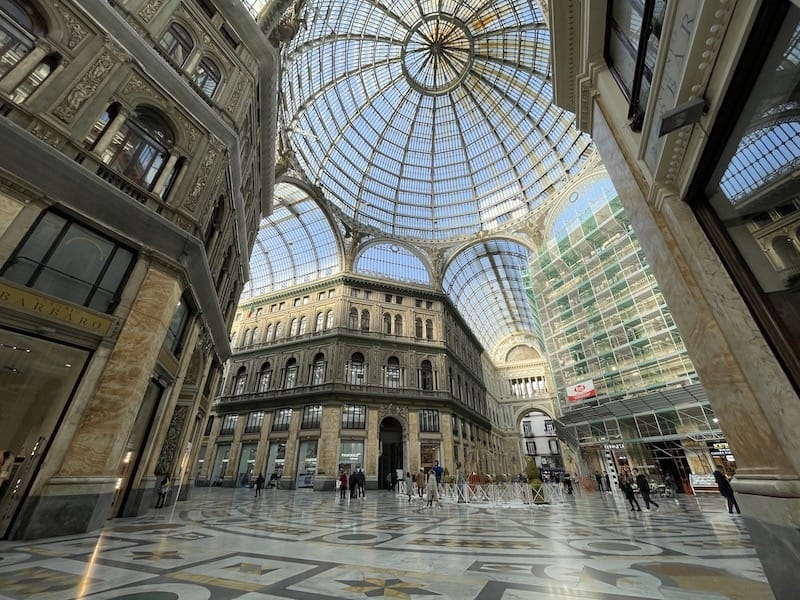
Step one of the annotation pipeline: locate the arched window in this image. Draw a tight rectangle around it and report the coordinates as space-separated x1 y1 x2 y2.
257 362 272 391
233 366 247 395
251 326 259 345
229 331 237 347
349 308 358 329
160 22 194 67
360 309 370 331
284 357 298 388
0 1 55 102
275 321 284 339
415 318 423 338
289 318 299 336
347 352 365 385
315 312 324 332
311 352 325 385
266 323 274 341
103 106 175 190
383 313 391 334
420 360 433 390
325 309 334 329
425 319 433 339
772 235 800 269
0 1 45 77
299 316 308 335
385 356 400 388
394 315 402 336
243 328 251 346
194 56 221 97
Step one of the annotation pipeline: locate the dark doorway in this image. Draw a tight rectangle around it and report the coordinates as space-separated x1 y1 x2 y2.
378 417 403 490
647 440 692 495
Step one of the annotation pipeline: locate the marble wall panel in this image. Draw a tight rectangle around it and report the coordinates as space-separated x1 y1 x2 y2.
59 267 181 476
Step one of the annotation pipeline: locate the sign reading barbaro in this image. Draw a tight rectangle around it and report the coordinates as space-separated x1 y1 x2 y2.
0 280 112 335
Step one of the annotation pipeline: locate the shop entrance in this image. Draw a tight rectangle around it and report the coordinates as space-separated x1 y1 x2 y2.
378 417 403 489
647 440 692 494
0 329 90 539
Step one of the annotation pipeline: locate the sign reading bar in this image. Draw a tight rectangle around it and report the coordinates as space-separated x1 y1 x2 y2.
566 379 597 402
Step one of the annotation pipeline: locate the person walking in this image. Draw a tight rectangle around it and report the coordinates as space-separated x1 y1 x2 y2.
415 468 426 498
714 469 741 514
604 472 611 493
156 475 171 508
339 470 348 500
255 472 265 497
349 470 358 499
405 470 413 502
620 472 641 511
634 469 659 510
425 469 439 508
595 471 603 491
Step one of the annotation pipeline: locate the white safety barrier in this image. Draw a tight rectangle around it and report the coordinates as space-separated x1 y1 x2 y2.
397 481 552 506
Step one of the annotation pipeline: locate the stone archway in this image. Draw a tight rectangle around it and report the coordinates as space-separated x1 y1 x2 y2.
378 417 403 490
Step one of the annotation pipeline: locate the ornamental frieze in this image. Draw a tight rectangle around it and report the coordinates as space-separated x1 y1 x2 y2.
53 44 123 123
183 142 223 212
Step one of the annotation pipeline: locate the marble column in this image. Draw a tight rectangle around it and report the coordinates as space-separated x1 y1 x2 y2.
592 103 800 598
315 404 341 490
11 266 181 539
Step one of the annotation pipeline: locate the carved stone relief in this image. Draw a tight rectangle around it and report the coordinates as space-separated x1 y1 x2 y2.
29 122 66 148
184 142 223 212
53 44 124 124
156 405 189 476
139 0 168 23
56 5 89 50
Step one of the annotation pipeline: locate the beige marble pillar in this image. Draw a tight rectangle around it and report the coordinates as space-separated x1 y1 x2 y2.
317 404 341 487
593 102 800 598
282 411 301 485
366 408 379 477
15 266 180 539
406 410 420 471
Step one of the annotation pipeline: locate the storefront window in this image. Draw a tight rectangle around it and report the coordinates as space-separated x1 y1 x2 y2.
296 440 317 488
339 440 364 475
693 2 800 387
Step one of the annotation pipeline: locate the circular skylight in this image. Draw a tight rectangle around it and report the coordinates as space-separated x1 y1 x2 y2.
281 0 591 242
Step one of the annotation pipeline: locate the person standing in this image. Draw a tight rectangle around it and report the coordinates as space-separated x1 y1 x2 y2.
255 472 265 497
405 470 413 502
595 471 603 492
634 469 659 510
156 475 171 508
604 472 611 493
425 469 439 508
339 470 348 500
349 470 358 499
456 470 466 503
714 469 741 514
620 472 641 511
433 460 443 485
415 468 426 498
357 468 366 498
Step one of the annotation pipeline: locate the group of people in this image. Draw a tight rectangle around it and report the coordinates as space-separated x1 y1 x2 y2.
619 468 660 511
594 470 612 492
337 467 366 499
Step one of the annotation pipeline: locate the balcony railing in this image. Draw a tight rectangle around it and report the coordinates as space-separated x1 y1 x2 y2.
215 381 453 406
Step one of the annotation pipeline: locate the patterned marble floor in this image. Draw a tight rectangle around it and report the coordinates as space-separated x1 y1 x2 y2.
0 486 773 600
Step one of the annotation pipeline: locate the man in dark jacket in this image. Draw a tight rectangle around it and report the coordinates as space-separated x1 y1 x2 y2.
634 469 659 510
714 469 741 514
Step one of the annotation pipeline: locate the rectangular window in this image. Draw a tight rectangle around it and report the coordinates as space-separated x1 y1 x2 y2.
293 298 301 306
219 414 238 436
549 439 560 454
342 404 366 429
164 296 191 356
270 304 277 312
318 292 326 300
329 289 335 298
526 441 537 455
419 409 440 432
1 211 136 314
415 299 423 307
351 288 360 297
604 0 666 130
204 415 214 436
364 290 372 300
426 301 433 309
395 296 403 305
522 421 533 437
271 408 292 432
544 419 555 434
244 410 265 434
278 301 285 310
301 404 322 429
385 293 392 302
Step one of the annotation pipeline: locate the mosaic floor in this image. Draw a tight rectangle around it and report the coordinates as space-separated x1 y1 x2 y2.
0 486 773 599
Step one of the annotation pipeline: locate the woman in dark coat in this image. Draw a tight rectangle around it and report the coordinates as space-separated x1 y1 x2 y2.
714 469 741 514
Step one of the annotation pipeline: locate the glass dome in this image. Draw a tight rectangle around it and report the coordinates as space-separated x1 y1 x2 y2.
280 0 591 242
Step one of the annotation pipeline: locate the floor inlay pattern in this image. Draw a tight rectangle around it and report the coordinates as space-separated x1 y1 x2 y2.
0 487 773 599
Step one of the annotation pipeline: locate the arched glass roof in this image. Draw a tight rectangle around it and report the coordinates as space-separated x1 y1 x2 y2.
355 242 431 285
442 239 538 355
280 0 591 242
243 182 340 298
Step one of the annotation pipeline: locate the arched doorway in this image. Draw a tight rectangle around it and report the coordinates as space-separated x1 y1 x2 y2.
378 417 403 490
